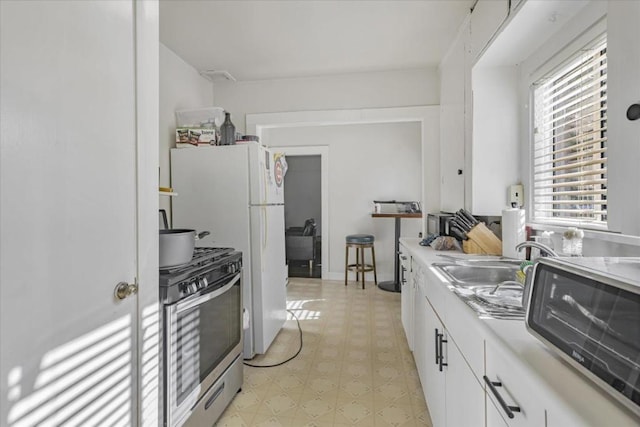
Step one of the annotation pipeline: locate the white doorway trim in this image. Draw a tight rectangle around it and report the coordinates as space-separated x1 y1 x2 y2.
246 106 439 230
246 105 440 279
272 146 329 280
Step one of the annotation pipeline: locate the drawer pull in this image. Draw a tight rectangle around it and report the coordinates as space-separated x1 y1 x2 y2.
438 333 448 372
204 383 225 410
483 376 521 419
434 328 440 365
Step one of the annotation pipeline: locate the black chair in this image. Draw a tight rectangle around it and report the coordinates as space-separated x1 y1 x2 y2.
286 218 317 273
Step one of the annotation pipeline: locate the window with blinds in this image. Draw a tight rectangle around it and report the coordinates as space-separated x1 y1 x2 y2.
532 35 607 228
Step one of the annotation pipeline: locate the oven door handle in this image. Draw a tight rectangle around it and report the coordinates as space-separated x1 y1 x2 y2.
176 274 241 314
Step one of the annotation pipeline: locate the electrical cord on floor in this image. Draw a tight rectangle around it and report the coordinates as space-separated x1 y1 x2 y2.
243 309 303 368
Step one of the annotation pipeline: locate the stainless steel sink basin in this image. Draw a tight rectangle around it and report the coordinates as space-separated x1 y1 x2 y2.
432 261 525 320
433 263 519 286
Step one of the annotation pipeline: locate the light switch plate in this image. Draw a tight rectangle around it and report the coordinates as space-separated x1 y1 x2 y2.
509 184 524 207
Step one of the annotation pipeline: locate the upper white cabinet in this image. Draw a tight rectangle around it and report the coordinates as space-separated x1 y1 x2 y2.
439 17 469 213
440 0 512 214
605 0 640 236
470 0 510 61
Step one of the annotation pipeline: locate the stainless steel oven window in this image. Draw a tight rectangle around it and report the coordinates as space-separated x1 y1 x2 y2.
166 274 242 425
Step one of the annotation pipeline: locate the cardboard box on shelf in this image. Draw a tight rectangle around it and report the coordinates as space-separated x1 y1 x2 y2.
175 128 217 145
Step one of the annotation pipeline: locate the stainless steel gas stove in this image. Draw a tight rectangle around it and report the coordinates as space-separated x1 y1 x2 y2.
160 247 243 427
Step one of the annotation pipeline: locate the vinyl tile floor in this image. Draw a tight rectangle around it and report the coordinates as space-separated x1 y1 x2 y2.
216 278 432 427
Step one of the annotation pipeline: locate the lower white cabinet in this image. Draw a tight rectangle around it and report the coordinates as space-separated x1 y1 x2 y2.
415 278 484 427
399 245 414 350
415 282 446 427
485 338 546 427
402 243 640 427
487 396 510 427
445 337 485 427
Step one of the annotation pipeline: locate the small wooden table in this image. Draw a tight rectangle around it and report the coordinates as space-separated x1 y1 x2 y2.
372 212 422 292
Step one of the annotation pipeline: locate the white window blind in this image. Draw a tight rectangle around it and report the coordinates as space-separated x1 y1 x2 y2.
532 35 607 227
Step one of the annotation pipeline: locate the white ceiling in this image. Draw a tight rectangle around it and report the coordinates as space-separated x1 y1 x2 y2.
159 0 475 82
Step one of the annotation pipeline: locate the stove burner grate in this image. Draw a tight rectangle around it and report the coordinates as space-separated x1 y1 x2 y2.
160 247 235 275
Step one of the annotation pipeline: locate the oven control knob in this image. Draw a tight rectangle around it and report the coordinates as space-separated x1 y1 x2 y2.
189 282 198 294
198 277 208 289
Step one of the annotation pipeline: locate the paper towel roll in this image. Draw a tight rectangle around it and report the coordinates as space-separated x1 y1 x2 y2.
502 208 526 259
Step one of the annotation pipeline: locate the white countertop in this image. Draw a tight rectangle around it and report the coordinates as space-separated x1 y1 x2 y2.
399 237 640 426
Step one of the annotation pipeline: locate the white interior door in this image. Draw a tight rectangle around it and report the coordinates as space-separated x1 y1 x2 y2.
0 2 148 425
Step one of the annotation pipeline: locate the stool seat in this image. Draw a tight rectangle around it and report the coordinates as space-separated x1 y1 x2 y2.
344 234 377 289
346 234 375 244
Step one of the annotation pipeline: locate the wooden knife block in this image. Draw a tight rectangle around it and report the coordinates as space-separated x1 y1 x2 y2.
463 223 502 255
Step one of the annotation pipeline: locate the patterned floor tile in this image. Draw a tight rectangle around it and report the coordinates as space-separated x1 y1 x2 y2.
334 399 375 425
375 403 415 426
223 279 431 427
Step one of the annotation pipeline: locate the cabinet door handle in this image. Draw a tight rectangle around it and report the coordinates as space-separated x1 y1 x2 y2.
483 376 521 419
438 333 448 372
434 328 440 365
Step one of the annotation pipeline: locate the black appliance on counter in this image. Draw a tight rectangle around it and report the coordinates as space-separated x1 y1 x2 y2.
427 212 453 236
526 257 640 417
160 247 243 427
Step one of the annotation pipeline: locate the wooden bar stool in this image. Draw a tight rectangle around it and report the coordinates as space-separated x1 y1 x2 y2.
344 234 378 289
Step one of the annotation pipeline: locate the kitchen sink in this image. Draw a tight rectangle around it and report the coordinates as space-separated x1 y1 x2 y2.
432 261 525 320
433 263 520 287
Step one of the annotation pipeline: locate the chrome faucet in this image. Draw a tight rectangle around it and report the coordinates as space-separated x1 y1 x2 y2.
515 241 559 258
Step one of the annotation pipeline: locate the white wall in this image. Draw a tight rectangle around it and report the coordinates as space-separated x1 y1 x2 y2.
263 122 422 281
214 68 440 134
284 156 322 234
159 43 213 219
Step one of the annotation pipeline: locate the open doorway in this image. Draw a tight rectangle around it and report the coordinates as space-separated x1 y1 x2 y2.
284 155 322 278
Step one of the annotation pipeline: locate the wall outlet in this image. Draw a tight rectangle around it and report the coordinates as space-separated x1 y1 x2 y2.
509 184 524 208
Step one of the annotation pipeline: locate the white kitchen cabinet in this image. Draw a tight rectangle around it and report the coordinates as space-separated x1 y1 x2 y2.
414 266 484 427
403 241 640 427
485 339 546 427
415 281 447 427
439 16 469 212
445 337 485 427
487 397 510 427
399 244 414 350
469 0 509 61
606 0 640 236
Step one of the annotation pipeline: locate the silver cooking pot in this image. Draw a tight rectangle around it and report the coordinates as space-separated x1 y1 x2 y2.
159 229 210 268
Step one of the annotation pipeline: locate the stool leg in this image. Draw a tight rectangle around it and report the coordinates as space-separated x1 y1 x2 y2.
344 245 349 286
371 244 378 286
355 248 360 282
360 246 365 289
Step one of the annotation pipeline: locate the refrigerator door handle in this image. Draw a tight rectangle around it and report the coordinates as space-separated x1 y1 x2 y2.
262 206 268 250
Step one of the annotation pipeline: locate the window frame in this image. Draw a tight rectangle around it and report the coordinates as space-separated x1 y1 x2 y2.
528 31 609 232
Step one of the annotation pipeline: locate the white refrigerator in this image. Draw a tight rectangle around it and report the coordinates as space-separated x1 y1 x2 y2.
171 143 288 359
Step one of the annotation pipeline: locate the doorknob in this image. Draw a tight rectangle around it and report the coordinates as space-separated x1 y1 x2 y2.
114 281 138 300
